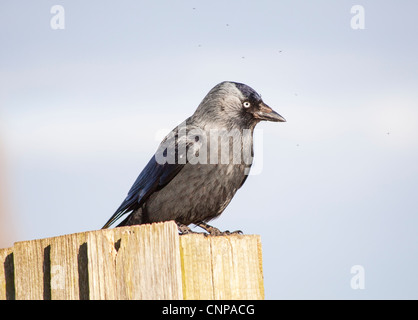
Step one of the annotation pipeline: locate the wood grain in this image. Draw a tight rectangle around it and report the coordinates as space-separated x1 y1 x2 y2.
180 234 264 300
0 247 14 300
13 238 51 299
49 232 88 299
87 222 183 300
1 221 264 300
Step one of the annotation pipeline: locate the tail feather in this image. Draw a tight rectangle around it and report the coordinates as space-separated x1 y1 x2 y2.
102 208 143 229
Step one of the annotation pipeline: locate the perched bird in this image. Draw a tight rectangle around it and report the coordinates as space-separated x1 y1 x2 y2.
102 81 286 235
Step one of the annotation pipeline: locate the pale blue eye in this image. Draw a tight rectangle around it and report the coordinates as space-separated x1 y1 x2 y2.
243 101 251 108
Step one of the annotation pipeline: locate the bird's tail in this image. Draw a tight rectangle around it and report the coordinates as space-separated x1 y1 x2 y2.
101 208 143 229
101 210 124 229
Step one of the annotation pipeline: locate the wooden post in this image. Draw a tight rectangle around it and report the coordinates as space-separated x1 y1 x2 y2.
0 221 264 300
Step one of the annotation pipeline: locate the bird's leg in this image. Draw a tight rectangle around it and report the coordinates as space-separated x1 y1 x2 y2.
197 222 243 236
176 222 199 235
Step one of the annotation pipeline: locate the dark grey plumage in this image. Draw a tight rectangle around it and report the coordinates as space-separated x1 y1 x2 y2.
102 81 285 233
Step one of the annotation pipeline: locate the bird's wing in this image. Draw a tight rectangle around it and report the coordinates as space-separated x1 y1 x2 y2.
102 129 194 229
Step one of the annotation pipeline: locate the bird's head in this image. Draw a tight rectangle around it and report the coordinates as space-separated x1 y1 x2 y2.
192 81 286 129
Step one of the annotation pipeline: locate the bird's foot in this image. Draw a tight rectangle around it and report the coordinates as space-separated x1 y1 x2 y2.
218 229 243 236
197 222 243 236
176 222 193 234
176 222 202 235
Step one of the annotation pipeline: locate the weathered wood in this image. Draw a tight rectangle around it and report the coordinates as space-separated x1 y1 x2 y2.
87 222 183 300
13 238 51 299
85 228 118 299
0 221 264 300
49 232 88 300
0 247 14 300
179 234 214 299
212 235 264 299
180 234 264 300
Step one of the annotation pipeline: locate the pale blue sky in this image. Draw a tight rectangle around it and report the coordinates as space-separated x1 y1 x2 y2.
1 0 418 299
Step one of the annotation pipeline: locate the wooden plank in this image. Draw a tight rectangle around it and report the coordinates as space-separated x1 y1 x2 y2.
180 234 264 300
115 222 183 299
0 247 14 300
179 234 214 299
86 228 119 299
49 232 88 300
87 221 183 300
210 235 264 299
13 238 51 300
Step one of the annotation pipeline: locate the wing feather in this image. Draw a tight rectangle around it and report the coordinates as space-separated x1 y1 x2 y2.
102 129 193 228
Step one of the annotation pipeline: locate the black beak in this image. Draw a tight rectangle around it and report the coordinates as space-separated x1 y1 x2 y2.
254 102 286 122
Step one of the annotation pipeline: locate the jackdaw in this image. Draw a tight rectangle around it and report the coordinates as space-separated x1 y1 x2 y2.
102 81 285 235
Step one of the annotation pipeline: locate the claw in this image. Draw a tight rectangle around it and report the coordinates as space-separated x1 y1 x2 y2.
226 230 243 235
